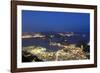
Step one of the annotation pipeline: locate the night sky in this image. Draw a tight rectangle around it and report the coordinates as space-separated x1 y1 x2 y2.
22 10 90 33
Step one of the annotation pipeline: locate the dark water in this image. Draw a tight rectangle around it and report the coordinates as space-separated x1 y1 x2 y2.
22 32 90 51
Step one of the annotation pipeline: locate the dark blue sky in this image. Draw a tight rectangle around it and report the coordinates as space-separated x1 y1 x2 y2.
22 10 90 33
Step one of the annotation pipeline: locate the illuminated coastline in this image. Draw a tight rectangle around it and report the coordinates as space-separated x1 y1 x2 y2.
22 32 90 62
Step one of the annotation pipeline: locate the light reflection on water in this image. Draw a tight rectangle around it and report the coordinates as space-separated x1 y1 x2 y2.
22 33 89 51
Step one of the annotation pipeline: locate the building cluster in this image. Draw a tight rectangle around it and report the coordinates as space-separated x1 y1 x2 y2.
22 33 46 38
22 43 87 62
